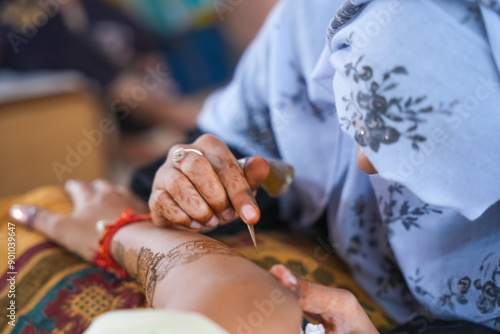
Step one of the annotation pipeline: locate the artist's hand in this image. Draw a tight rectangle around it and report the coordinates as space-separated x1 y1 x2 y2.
271 265 379 334
150 134 269 229
9 180 149 261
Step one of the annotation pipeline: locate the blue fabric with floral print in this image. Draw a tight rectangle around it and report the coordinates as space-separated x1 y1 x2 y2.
198 0 500 330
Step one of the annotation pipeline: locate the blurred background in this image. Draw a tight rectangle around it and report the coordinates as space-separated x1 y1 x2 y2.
0 0 277 197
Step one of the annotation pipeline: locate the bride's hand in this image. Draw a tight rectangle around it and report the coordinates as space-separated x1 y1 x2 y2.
271 264 379 334
9 179 149 261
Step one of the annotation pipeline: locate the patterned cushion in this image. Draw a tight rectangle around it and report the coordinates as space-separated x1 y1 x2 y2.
0 186 396 333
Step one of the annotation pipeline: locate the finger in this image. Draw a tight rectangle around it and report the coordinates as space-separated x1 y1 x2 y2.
9 205 62 241
197 135 260 225
165 169 219 227
242 156 269 191
91 179 114 192
64 179 92 210
271 264 345 315
150 202 172 228
115 184 131 195
10 205 98 262
216 157 259 225
173 147 232 221
271 265 378 334
149 189 203 229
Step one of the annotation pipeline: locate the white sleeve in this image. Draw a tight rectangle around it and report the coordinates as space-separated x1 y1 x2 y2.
84 310 229 334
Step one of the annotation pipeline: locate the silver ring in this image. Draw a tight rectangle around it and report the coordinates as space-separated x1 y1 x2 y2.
172 148 204 162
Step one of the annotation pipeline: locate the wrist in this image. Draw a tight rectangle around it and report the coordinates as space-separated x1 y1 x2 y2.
93 210 151 278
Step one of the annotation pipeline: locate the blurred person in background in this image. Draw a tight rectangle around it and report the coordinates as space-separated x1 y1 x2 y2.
0 0 276 165
0 0 200 153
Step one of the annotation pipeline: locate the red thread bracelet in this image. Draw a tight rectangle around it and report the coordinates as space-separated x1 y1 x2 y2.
93 209 151 279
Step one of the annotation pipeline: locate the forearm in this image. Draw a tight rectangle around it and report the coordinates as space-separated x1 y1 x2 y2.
111 222 302 333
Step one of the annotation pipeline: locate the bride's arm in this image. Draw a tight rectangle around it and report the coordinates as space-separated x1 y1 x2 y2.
110 222 302 333
9 180 302 334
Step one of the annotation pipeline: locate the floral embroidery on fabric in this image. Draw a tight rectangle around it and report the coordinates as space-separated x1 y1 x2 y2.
408 268 435 300
462 2 482 22
411 254 500 330
340 56 456 152
378 183 442 233
348 197 386 253
327 1 366 37
347 196 416 302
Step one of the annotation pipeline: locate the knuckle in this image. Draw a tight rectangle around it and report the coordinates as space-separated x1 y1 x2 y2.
196 133 219 146
152 211 169 227
167 176 185 194
153 165 175 190
161 208 191 227
149 190 165 210
186 196 210 216
209 195 229 213
337 289 357 307
192 207 213 223
229 160 244 175
156 160 171 175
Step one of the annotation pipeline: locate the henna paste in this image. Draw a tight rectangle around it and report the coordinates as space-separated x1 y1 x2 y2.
136 239 241 304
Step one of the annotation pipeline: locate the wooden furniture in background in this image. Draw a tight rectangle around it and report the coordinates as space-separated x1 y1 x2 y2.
0 72 115 197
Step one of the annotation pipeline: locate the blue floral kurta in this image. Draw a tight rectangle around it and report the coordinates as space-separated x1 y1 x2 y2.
198 0 500 330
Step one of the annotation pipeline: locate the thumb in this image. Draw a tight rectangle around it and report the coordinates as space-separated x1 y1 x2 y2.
241 156 269 191
271 264 379 334
10 204 62 241
270 264 349 315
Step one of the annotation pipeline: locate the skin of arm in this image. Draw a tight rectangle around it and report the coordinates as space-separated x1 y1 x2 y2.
9 180 380 333
111 222 303 334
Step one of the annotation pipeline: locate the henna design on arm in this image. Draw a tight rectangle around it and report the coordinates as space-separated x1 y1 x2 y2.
112 239 242 305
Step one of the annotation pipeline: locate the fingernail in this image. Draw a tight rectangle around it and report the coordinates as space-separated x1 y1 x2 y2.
270 264 297 286
9 205 30 223
283 268 298 286
270 264 280 276
222 208 235 220
64 179 77 190
241 204 257 222
207 216 219 227
190 221 202 229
